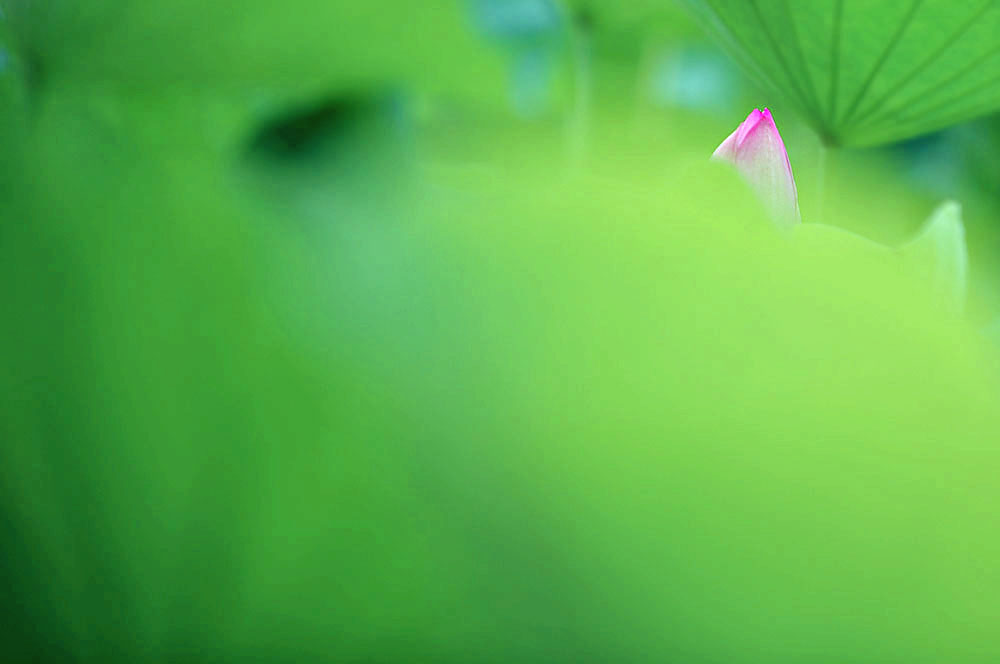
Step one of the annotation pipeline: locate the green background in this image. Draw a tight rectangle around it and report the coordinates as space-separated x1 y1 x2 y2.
2 2 1000 661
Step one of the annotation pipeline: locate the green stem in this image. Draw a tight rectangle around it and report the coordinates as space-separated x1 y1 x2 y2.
815 142 827 225
568 14 592 169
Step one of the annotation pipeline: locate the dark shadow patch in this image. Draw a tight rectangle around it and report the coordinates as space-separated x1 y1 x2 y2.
246 95 382 163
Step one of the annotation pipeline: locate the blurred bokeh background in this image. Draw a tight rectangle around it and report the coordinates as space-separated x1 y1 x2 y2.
2 2 1000 662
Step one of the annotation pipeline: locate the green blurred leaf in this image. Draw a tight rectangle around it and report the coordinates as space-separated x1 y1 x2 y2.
0 1 506 103
682 0 1000 146
898 200 968 314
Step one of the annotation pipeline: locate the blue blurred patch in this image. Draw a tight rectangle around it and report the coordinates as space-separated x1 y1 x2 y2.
647 47 738 114
889 130 964 197
470 0 563 42
470 0 566 117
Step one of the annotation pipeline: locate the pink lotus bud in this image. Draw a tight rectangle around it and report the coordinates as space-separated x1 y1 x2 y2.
712 108 800 228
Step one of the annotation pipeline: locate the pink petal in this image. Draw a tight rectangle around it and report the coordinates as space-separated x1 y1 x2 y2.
712 108 800 228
